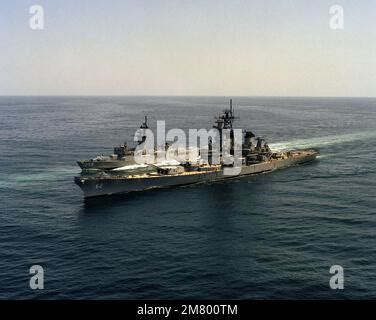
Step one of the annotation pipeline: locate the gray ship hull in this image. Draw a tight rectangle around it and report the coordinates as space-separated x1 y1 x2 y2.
75 151 318 198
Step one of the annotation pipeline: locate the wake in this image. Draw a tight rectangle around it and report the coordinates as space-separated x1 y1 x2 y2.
0 166 79 188
269 130 376 151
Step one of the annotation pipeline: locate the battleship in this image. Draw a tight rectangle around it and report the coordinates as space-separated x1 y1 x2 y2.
74 100 319 198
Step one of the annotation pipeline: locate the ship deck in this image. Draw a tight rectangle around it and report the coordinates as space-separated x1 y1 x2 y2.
76 149 318 182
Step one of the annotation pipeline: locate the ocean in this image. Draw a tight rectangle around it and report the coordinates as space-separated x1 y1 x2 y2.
0 96 375 299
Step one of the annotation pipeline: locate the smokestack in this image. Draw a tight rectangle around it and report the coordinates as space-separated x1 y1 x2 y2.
230 99 233 113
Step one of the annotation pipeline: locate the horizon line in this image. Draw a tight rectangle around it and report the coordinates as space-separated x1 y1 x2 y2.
1 95 376 99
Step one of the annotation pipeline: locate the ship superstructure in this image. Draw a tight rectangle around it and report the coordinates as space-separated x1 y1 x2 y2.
76 117 151 171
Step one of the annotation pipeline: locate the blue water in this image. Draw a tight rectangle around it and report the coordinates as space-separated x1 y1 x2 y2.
0 96 375 299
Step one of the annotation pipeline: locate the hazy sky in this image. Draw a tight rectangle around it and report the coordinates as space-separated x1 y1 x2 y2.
0 0 375 96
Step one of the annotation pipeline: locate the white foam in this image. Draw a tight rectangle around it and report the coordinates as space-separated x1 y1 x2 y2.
112 164 149 171
1 166 79 188
269 130 376 151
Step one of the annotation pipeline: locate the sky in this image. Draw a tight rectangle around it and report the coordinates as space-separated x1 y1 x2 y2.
0 0 375 96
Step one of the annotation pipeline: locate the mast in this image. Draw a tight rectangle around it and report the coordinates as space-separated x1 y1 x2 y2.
213 99 237 154
138 115 149 145
140 115 148 129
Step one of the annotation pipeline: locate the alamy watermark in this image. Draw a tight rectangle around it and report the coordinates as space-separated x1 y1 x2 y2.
29 5 44 30
29 265 44 290
329 265 344 290
329 4 344 30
